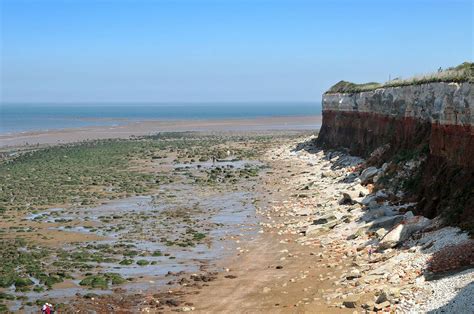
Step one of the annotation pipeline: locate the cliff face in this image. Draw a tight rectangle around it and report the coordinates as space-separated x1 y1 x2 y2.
317 82 474 230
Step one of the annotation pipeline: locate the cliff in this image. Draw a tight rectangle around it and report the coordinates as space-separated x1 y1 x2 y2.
317 69 474 232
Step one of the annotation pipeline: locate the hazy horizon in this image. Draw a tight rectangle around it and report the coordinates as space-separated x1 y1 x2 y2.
1 0 472 104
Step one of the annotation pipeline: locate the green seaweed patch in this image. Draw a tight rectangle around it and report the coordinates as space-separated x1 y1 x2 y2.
79 273 126 289
136 260 150 266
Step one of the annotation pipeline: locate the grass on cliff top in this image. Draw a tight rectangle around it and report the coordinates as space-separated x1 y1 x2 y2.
325 61 473 94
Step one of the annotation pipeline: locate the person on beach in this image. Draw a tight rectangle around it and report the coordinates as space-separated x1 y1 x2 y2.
41 303 53 314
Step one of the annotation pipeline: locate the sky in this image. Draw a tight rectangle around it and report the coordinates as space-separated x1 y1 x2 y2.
0 0 472 103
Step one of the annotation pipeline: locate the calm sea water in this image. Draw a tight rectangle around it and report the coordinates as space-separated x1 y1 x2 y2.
0 102 321 134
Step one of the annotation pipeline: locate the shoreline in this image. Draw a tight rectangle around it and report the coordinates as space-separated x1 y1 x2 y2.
0 115 321 149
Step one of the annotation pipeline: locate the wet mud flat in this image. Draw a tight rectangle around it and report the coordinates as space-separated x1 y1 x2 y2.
0 131 308 312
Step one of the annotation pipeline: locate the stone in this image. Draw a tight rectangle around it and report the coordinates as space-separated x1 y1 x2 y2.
358 194 377 206
295 208 313 216
374 301 391 311
368 215 404 231
313 214 337 225
365 205 398 218
342 215 352 223
180 307 195 312
321 171 337 178
346 269 361 280
339 193 355 205
379 216 431 249
375 190 388 198
347 227 366 240
342 296 359 308
375 228 387 239
362 301 375 309
305 225 323 236
325 220 339 229
359 167 378 183
375 291 389 304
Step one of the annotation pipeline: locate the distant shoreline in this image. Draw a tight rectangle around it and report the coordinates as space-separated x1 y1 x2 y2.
0 115 321 149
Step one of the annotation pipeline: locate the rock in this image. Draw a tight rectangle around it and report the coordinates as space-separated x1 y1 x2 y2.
375 190 388 198
342 214 352 223
313 214 337 225
358 194 377 206
379 216 431 249
342 296 359 308
347 227 366 240
359 167 378 183
368 215 405 231
339 193 355 205
262 287 271 293
295 208 313 216
321 171 337 178
325 220 340 229
346 269 361 280
376 291 389 304
180 306 195 312
375 228 387 239
374 301 391 311
362 301 375 309
305 224 323 236
365 205 398 218
165 299 181 307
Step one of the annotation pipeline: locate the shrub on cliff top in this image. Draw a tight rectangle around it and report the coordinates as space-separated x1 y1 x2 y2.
325 61 473 94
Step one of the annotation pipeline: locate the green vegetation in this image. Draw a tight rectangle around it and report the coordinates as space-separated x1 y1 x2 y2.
0 238 69 291
136 259 150 266
0 133 273 211
325 62 473 94
0 139 160 210
79 273 126 289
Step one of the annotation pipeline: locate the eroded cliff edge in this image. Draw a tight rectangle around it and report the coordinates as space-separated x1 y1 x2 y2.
317 80 473 232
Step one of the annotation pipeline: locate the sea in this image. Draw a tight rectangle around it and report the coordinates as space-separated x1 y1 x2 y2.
0 102 321 134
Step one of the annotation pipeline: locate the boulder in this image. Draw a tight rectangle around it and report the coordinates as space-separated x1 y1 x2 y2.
379 216 431 249
359 167 379 183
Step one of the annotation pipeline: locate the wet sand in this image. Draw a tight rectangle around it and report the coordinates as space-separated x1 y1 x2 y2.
0 115 321 148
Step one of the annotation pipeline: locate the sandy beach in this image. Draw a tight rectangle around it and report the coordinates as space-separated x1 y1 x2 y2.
0 115 321 149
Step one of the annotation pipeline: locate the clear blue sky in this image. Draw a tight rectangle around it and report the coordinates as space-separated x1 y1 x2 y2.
0 0 472 103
